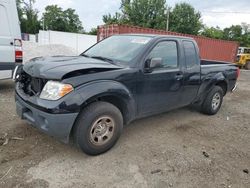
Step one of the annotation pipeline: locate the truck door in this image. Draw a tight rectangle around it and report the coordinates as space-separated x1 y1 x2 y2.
0 1 15 79
137 40 185 116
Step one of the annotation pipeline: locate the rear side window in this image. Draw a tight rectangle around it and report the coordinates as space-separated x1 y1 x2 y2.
183 41 198 68
0 5 11 36
148 41 178 69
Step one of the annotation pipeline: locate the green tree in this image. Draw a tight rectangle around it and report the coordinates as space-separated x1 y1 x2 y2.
241 22 250 34
42 5 83 33
169 3 202 35
223 24 250 46
103 13 124 25
201 24 250 47
64 8 83 32
103 0 168 30
223 25 242 41
16 0 41 34
16 0 23 19
240 23 250 46
42 5 66 31
88 28 98 35
200 26 224 39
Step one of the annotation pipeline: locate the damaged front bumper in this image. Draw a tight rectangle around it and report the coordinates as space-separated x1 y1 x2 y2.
15 93 78 143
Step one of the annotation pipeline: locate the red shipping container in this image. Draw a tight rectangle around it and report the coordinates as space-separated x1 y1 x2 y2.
97 24 239 63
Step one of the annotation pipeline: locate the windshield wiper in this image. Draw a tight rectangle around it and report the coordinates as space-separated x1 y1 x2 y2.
81 53 90 58
90 56 116 64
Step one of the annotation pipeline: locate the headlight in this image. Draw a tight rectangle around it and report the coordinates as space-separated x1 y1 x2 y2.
40 81 73 100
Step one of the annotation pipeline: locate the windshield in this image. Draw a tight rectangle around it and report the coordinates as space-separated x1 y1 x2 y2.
83 35 152 63
243 49 250 54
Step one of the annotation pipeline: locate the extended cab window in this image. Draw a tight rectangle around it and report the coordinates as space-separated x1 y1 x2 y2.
183 41 198 68
148 41 178 69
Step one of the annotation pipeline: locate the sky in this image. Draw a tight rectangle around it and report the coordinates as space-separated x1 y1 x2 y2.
34 0 250 32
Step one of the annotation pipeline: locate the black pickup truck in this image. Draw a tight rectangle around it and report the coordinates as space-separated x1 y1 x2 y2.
14 34 239 155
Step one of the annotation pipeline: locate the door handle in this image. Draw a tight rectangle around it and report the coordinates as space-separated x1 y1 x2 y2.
10 42 14 46
175 74 183 80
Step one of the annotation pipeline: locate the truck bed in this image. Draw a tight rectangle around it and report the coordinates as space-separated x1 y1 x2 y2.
201 59 235 65
200 59 238 93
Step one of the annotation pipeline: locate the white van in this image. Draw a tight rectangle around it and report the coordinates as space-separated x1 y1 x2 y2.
0 0 22 80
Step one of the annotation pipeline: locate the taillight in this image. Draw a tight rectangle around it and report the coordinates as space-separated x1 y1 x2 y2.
14 39 23 63
236 67 240 79
15 50 23 59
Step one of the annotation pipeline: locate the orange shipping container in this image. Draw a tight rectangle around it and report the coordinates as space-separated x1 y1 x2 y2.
97 24 239 63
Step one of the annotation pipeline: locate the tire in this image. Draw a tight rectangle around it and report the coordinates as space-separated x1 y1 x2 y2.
74 101 123 155
245 61 250 70
201 86 224 115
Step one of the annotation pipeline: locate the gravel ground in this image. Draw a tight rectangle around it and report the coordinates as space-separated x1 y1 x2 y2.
0 39 250 188
22 41 77 63
0 70 249 187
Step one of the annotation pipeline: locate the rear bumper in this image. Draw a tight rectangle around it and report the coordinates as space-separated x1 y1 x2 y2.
0 70 12 80
15 94 78 143
0 62 16 80
0 62 15 71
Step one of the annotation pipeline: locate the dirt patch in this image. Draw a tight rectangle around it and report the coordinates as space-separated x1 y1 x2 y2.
0 71 250 188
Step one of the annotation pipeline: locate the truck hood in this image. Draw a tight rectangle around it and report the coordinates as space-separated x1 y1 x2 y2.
23 56 124 80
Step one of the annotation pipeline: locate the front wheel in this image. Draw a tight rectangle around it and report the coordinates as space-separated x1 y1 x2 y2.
74 101 123 155
201 86 224 115
245 61 250 70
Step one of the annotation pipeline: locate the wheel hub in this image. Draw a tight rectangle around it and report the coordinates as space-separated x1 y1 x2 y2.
95 124 107 135
212 92 221 110
90 116 115 146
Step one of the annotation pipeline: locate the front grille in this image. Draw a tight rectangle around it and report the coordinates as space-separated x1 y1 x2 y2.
18 69 47 96
30 77 43 93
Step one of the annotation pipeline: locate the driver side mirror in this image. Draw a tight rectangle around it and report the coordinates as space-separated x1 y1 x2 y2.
144 58 163 73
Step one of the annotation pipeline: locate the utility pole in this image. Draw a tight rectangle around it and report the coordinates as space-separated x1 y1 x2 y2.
166 7 170 31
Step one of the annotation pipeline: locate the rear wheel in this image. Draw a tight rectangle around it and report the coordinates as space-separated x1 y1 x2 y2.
245 61 250 70
74 101 123 155
201 86 223 115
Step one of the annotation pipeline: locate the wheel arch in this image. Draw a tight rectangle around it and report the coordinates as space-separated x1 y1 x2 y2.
82 92 135 125
69 80 136 139
194 72 228 105
215 80 228 96
205 72 228 96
